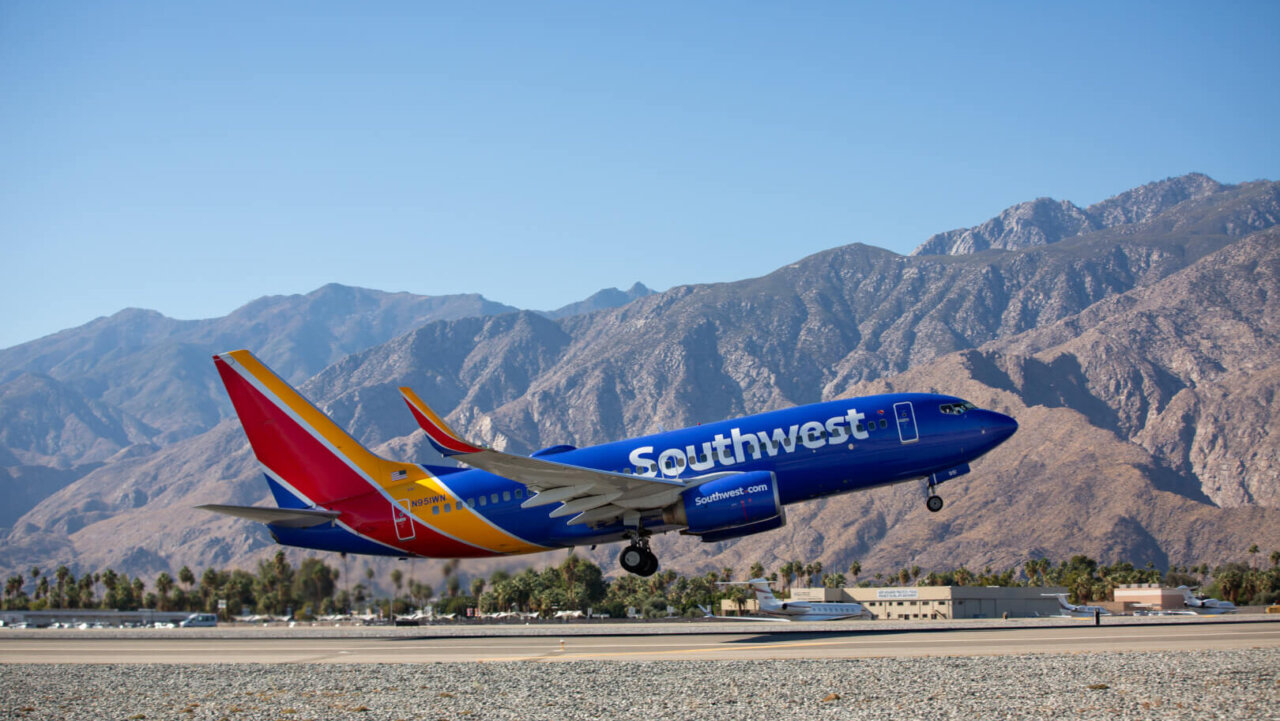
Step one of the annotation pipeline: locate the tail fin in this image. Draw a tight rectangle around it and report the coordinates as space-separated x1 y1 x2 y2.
747 578 777 601
1041 593 1072 611
214 350 425 505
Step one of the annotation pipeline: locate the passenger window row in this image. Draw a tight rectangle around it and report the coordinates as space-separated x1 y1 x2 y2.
430 488 524 516
854 418 890 432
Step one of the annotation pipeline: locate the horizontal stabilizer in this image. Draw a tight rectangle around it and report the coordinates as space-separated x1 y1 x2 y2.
197 504 340 528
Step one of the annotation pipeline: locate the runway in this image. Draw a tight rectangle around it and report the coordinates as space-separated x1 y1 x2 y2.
4 619 1278 663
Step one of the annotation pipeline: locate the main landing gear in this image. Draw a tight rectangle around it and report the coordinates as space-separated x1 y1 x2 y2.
619 534 659 577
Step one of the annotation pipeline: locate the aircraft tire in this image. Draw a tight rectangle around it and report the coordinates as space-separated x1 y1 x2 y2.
636 550 659 577
926 495 944 513
619 546 647 574
620 545 659 576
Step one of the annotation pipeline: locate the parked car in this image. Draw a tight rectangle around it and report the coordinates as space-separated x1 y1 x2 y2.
179 613 218 628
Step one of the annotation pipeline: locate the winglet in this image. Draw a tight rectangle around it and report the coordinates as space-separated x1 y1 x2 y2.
399 387 484 456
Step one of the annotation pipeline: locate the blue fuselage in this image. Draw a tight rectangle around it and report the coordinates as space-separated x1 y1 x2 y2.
302 392 1018 553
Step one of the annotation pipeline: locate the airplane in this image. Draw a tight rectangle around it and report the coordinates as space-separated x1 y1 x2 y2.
231 613 293 623
1041 593 1111 618
706 578 870 621
199 349 1017 577
1176 586 1238 614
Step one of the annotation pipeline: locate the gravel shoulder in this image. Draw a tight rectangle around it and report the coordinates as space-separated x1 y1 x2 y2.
3 649 1278 721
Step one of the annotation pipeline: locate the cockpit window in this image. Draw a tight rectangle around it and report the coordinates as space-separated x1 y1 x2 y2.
941 401 978 415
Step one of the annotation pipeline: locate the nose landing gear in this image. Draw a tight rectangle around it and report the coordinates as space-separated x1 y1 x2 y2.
618 535 659 576
925 477 944 513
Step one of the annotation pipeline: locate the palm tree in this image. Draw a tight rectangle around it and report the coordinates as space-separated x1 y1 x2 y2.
910 565 921 583
54 566 72 609
5 574 24 604
155 572 174 611
339 552 350 597
749 562 765 580
178 566 195 589
1270 550 1280 568
390 568 404 599
848 561 861 584
1247 544 1259 569
812 562 823 587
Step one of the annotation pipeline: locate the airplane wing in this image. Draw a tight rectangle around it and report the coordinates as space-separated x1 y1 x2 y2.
197 504 340 528
399 387 698 526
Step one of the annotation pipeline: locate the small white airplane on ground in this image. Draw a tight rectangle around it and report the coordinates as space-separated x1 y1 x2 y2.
1041 594 1111 618
232 613 293 623
1177 586 1238 614
704 578 870 621
393 610 435 623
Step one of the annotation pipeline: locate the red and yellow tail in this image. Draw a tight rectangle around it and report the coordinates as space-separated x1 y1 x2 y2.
213 349 426 505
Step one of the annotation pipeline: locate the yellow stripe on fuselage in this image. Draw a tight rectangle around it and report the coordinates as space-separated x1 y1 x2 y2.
225 350 546 554
390 476 548 554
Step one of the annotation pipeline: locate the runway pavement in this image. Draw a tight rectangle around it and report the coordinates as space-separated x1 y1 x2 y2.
3 618 1277 663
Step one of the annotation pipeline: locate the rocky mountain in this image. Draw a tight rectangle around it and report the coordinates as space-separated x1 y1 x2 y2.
0 284 520 445
911 173 1228 255
0 282 653 535
683 226 1280 579
3 173 1277 586
541 283 655 320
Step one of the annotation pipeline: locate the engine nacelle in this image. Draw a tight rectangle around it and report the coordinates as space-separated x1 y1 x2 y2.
662 470 782 535
694 513 786 542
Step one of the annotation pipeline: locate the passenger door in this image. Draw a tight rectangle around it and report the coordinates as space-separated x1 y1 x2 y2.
393 499 416 541
893 402 918 444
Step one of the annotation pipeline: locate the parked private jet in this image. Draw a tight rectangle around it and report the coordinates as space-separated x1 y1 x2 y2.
1177 586 1238 614
704 578 870 621
1042 593 1111 618
199 350 1017 576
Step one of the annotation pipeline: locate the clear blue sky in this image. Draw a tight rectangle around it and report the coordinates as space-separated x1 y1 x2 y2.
2 1 1277 350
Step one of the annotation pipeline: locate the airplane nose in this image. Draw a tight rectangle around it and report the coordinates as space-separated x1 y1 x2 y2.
986 410 1018 443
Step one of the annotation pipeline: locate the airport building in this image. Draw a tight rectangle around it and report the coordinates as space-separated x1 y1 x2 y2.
1112 583 1187 612
723 585 1068 619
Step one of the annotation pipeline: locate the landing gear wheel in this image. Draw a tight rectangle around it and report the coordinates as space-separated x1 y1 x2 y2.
637 551 659 577
619 545 659 577
926 495 944 513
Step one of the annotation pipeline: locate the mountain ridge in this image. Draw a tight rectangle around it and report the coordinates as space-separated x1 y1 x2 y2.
911 173 1231 256
2 174 1277 584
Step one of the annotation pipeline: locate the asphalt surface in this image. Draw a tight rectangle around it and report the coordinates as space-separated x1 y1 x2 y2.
3 617 1277 663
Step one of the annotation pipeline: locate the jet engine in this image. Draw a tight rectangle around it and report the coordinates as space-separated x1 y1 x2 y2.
662 470 783 538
